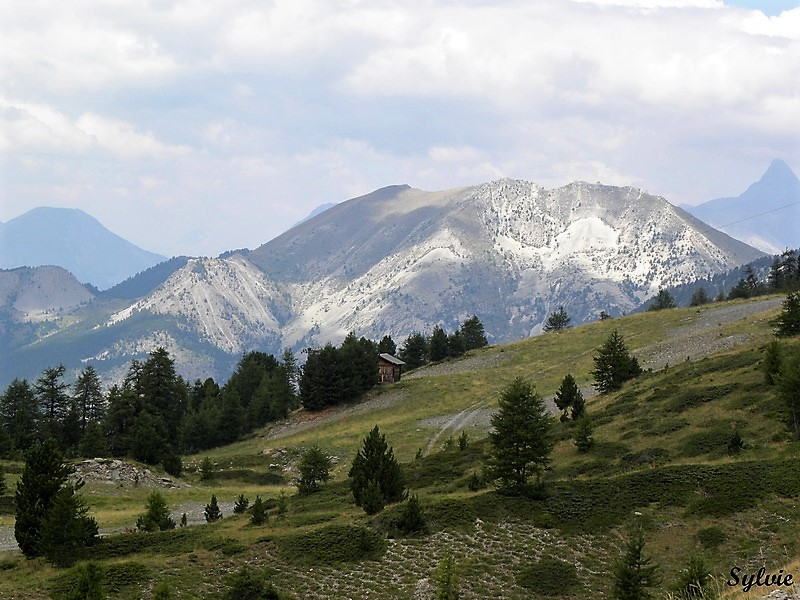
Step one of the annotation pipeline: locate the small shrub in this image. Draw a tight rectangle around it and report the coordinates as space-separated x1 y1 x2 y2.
152 581 174 600
673 555 712 599
276 490 288 518
467 472 484 492
395 494 428 535
457 430 469 451
222 566 279 600
277 524 386 565
696 526 726 550
67 562 106 600
199 457 215 481
442 436 456 451
518 557 578 596
297 446 332 494
161 454 182 478
727 430 745 455
233 494 250 514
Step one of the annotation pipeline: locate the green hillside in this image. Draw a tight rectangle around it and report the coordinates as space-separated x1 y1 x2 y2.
1 295 799 599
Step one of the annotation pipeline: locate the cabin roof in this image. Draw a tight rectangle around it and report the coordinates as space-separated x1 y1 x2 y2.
379 353 405 365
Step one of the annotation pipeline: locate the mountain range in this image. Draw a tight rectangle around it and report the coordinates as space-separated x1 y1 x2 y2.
685 158 800 254
0 207 165 290
0 176 766 388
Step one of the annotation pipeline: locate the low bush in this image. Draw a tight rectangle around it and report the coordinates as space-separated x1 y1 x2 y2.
517 557 579 596
277 525 386 565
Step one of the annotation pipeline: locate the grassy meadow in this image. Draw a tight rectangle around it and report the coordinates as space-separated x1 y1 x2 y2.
1 295 799 598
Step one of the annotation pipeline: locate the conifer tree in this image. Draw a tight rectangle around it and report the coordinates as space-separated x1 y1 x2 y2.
429 326 449 362
763 340 783 385
72 365 105 434
204 494 222 522
433 551 460 600
648 289 677 311
349 425 406 509
34 365 70 442
233 494 249 514
592 330 642 393
778 350 800 440
378 335 397 356
489 377 554 492
0 378 39 452
554 374 584 421
774 292 800 337
250 495 267 525
612 526 660 600
399 332 428 369
136 491 175 532
574 417 595 453
460 315 488 350
543 306 571 332
14 439 81 558
38 482 99 566
689 287 710 307
0 464 5 497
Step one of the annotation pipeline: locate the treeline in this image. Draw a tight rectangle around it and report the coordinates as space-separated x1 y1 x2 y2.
1 315 490 468
396 315 488 369
0 348 298 471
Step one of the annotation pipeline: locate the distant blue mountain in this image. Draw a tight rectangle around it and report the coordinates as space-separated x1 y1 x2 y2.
0 207 166 290
685 159 800 253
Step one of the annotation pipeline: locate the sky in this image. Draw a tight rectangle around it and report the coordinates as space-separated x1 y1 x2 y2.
1 0 799 258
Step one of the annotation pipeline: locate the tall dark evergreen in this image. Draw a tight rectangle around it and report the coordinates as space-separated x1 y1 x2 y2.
460 315 488 350
689 287 710 307
15 439 77 557
34 365 70 442
377 335 397 356
774 292 800 337
778 350 800 440
138 347 186 441
592 330 643 394
647 289 677 311
489 377 554 492
38 481 99 566
72 366 105 434
447 330 466 357
554 374 584 421
543 306 571 332
612 527 661 600
399 332 428 369
0 378 40 453
429 326 449 362
349 425 406 510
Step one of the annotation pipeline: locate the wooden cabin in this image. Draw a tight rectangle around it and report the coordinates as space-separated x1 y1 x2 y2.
378 353 405 383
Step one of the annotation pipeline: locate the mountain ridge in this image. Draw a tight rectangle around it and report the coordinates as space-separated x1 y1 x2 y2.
0 207 166 290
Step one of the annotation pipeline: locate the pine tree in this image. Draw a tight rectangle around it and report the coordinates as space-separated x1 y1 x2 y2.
774 292 800 337
69 562 106 600
297 446 332 494
38 483 99 566
396 494 428 534
647 289 677 311
429 326 449 362
489 377 554 492
136 491 175 532
204 494 223 522
0 464 5 497
612 526 660 600
361 479 385 515
543 306 571 332
34 365 70 442
764 340 783 385
574 417 595 453
778 350 800 440
14 439 76 557
0 378 39 452
399 332 428 369
447 331 466 358
72 366 105 434
378 335 397 356
348 425 406 509
233 494 250 514
250 495 267 525
554 374 584 421
592 330 642 394
433 551 460 600
689 287 710 307
460 315 488 350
